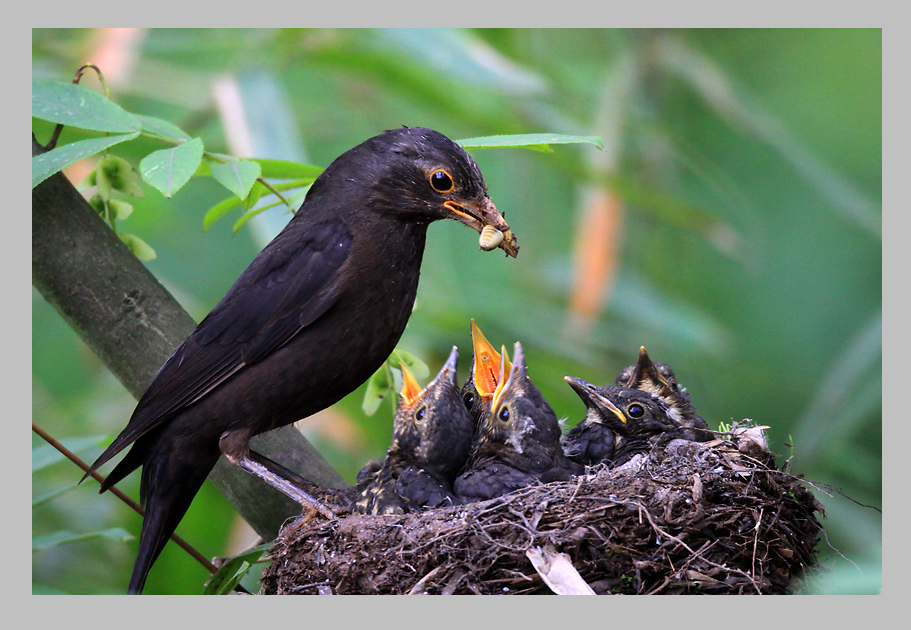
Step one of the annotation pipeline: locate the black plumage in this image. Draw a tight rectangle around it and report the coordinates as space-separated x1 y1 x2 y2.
563 346 714 468
560 405 617 468
564 378 684 467
455 342 582 502
354 346 472 515
615 347 712 442
82 127 517 593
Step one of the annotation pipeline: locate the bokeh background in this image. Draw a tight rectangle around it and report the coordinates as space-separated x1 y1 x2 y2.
32 28 881 595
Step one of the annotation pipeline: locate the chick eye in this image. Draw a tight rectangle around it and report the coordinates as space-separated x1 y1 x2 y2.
463 392 475 410
498 407 510 422
429 169 454 193
415 406 427 421
627 403 645 418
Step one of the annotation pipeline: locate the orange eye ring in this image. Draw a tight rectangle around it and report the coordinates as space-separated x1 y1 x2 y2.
429 169 454 193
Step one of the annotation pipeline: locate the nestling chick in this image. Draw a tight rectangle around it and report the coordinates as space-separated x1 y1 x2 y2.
564 378 684 467
354 347 473 515
455 342 582 502
460 319 511 434
616 347 712 442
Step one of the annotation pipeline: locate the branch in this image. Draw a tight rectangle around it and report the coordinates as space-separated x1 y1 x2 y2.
31 135 349 541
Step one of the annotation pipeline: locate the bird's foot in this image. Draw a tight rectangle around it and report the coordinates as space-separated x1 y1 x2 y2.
278 509 320 537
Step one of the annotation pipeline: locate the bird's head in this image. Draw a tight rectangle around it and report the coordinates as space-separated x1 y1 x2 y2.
614 346 700 427
324 127 518 257
564 377 679 437
479 342 562 456
460 319 511 425
390 346 473 477
615 347 679 397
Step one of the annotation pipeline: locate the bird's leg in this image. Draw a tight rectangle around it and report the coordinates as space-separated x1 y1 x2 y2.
219 433 338 519
232 452 339 519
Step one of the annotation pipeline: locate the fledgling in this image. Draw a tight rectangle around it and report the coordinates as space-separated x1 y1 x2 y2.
354 347 472 515
455 342 582 502
460 320 510 434
564 378 684 467
616 347 712 442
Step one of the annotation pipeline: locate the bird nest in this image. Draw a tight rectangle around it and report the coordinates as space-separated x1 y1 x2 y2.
259 424 824 595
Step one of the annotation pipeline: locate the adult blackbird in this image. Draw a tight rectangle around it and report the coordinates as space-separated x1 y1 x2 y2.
563 378 683 467
616 347 712 442
354 347 472 514
82 127 518 593
460 319 509 433
455 342 582 502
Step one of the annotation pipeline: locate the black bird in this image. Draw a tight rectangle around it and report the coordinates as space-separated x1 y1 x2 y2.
82 127 518 593
616 347 712 442
560 392 617 468
460 319 509 433
564 378 683 467
455 342 582 502
354 346 472 515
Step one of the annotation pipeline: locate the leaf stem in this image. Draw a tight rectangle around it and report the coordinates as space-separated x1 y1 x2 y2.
73 63 111 99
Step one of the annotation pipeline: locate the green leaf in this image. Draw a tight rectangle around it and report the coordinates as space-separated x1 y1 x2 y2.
204 180 312 231
232 200 283 233
32 484 79 508
207 561 251 595
134 114 192 142
140 138 205 198
211 159 262 201
456 133 604 152
390 349 430 379
203 196 244 232
108 199 134 220
88 194 106 215
242 181 266 210
203 543 272 595
362 364 393 416
32 80 141 133
251 158 323 181
96 154 144 199
32 132 140 188
78 169 96 188
32 528 134 552
32 435 110 472
119 233 157 261
286 184 312 212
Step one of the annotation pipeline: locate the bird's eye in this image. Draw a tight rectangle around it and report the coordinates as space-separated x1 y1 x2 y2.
498 407 510 422
463 392 475 410
415 406 427 421
627 403 645 418
429 169 454 193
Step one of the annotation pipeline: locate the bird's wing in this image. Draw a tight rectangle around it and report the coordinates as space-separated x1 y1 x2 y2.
396 465 457 509
563 422 615 465
454 459 537 502
89 220 353 471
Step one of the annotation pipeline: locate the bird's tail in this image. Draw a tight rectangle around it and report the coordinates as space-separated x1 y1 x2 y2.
121 434 219 594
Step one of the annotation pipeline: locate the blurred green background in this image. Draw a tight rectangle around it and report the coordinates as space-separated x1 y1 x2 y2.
32 28 881 595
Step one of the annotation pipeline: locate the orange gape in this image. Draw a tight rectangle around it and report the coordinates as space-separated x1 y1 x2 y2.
470 319 510 398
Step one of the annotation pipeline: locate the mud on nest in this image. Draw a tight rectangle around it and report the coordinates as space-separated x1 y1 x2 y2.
260 424 825 595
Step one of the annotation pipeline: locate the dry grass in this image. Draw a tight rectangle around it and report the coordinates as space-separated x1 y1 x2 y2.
260 424 824 595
